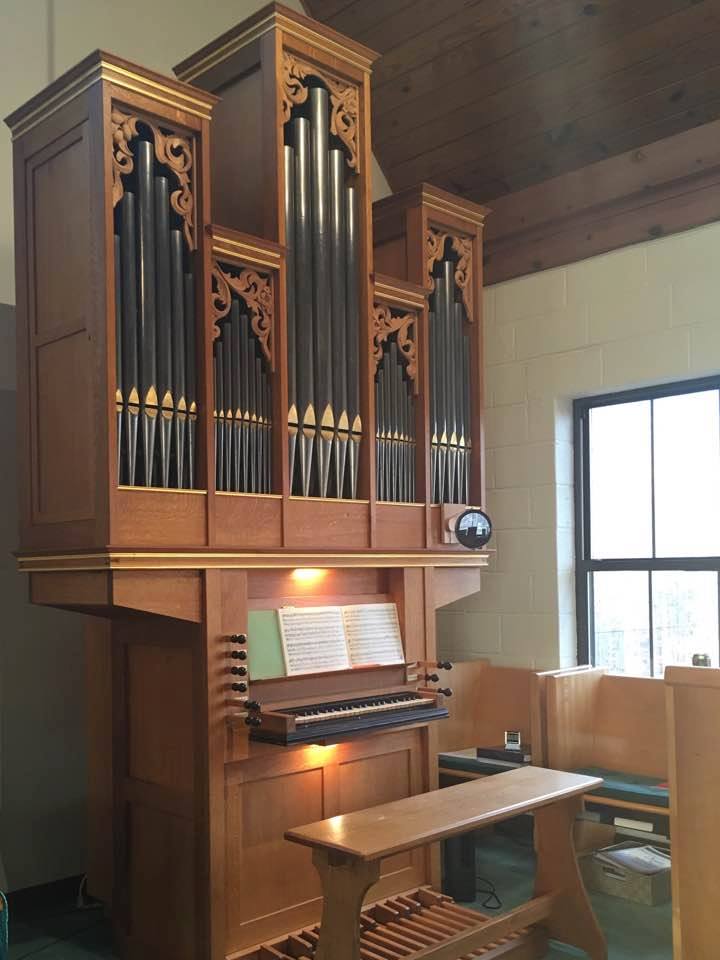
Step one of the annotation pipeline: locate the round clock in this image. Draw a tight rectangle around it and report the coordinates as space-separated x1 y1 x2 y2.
455 509 492 550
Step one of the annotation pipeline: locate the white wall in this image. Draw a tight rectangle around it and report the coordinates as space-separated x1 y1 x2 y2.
439 222 720 669
0 0 389 891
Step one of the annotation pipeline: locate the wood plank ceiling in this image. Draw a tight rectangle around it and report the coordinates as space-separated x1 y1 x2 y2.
305 0 720 205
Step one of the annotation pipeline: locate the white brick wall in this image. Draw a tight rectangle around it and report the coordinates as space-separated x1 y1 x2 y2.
438 221 720 668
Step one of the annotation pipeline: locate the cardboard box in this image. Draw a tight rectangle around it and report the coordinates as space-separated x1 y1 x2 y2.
580 841 671 906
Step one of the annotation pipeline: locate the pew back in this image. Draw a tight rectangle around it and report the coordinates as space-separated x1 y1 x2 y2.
546 670 667 779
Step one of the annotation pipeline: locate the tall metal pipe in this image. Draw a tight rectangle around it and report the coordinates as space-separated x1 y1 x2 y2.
345 183 360 499
114 233 124 485
120 191 139 486
214 338 224 491
429 308 437 503
137 139 157 486
184 273 196 489
239 313 251 492
170 229 187 488
375 364 384 500
284 144 297 490
463 332 471 505
442 260 457 503
293 116 315 496
230 300 242 492
154 175 173 488
310 87 333 498
435 275 447 504
329 148 348 498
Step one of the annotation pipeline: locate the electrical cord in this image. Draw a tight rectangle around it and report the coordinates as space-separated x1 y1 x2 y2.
475 875 502 910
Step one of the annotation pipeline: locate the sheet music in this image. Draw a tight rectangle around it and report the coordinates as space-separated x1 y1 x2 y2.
342 603 404 667
278 606 350 675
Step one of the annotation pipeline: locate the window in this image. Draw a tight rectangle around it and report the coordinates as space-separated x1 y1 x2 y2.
574 377 720 675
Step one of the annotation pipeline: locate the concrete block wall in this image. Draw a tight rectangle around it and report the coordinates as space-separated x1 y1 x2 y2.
438 222 720 669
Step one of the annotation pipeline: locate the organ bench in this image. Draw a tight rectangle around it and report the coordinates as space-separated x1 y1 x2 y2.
286 767 608 960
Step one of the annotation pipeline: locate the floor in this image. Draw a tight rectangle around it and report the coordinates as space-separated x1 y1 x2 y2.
471 833 672 959
7 836 672 960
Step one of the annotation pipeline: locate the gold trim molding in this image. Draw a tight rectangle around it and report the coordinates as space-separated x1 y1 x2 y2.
18 550 490 573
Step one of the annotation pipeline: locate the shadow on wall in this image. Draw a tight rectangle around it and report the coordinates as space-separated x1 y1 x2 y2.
0 304 88 892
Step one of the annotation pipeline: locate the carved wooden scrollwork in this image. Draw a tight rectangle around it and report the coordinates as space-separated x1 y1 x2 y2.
111 108 195 251
210 261 273 365
425 228 474 322
281 52 359 171
372 304 417 382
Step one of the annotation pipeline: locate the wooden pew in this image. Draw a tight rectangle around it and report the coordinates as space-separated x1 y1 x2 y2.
437 660 591 765
286 767 607 960
665 666 720 959
544 668 669 818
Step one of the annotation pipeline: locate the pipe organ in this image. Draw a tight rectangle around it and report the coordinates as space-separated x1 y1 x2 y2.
6 5 509 960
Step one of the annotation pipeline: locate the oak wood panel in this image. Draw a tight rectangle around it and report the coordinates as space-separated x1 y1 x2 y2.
666 666 720 960
111 489 208 546
112 570 203 622
545 670 667 778
225 728 429 951
247 566 388 600
86 620 114 903
284 497 371 549
375 503 426 550
127 642 195 792
30 571 111 609
214 495 283 548
433 567 482 609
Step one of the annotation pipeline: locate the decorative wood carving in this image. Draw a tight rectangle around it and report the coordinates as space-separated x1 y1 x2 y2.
211 261 273 364
111 108 195 251
372 304 417 382
425 228 474 322
281 53 359 171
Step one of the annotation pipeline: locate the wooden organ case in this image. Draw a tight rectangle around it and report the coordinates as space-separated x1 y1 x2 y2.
7 6 498 960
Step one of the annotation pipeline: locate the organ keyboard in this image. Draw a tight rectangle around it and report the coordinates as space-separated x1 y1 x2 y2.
249 690 449 745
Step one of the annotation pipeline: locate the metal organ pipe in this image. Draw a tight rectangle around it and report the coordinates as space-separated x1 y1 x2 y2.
113 133 198 490
284 81 361 499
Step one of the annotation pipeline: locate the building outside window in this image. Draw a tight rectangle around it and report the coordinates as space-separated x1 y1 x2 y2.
574 376 720 675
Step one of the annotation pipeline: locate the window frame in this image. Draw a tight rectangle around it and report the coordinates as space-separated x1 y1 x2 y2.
573 375 720 670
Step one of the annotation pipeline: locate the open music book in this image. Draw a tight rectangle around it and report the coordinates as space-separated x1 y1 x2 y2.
278 603 404 675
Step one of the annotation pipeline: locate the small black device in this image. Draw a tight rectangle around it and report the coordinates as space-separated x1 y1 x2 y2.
454 509 492 550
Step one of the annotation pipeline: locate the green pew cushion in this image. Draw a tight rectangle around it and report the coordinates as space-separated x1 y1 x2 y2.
573 766 669 808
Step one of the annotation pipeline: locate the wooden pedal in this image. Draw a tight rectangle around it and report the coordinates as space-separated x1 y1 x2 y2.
236 889 547 960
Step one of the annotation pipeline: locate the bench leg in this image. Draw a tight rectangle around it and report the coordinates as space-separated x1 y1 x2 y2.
534 797 607 960
312 848 380 960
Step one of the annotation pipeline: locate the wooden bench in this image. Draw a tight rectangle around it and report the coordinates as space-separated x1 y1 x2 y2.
286 766 607 960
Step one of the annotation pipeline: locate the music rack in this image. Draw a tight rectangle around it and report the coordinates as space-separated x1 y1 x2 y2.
6 5 495 960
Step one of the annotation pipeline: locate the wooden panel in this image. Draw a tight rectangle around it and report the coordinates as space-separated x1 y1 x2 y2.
666 667 720 959
247 567 388 601
373 235 408 281
225 728 429 950
592 675 667 779
545 670 604 771
485 117 720 284
112 570 203 622
209 68 266 239
86 620 113 903
127 642 195 793
30 571 110 609
215 495 283 548
285 498 371 549
375 503 425 550
31 129 90 341
111 489 207 546
438 661 533 755
128 803 196 960
434 567 482 609
35 332 94 522
337 746 419 880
